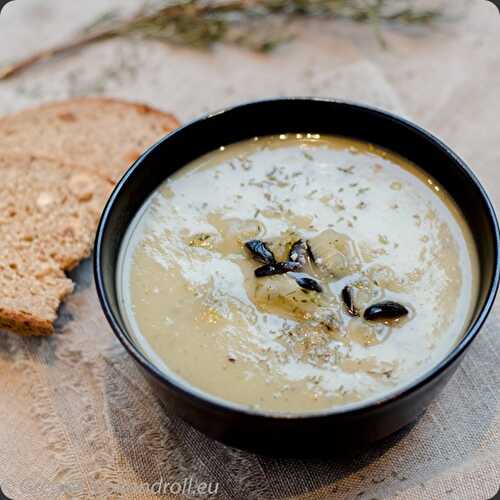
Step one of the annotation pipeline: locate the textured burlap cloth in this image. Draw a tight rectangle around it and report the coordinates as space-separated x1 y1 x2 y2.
0 1 499 498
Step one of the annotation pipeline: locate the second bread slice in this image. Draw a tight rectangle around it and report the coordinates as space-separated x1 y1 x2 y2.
0 97 180 183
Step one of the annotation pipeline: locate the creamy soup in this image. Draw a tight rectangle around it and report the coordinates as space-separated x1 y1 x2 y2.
117 134 479 414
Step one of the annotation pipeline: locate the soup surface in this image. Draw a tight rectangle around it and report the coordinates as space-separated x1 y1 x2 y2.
118 134 479 413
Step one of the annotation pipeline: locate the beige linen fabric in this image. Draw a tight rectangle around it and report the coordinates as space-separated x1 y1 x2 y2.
0 1 500 498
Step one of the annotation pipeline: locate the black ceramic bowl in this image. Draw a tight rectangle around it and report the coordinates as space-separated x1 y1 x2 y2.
94 98 499 454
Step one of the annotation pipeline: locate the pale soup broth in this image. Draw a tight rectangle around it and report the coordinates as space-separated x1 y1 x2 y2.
118 134 479 413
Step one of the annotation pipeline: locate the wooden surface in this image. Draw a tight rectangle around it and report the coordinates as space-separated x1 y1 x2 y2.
0 1 500 499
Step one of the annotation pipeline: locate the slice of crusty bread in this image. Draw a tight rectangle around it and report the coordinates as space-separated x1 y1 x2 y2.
0 97 180 183
0 154 113 336
0 251 73 336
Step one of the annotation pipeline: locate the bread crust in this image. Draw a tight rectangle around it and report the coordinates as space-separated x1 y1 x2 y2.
0 97 180 182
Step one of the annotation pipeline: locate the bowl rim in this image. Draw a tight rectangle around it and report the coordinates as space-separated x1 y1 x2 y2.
94 97 500 420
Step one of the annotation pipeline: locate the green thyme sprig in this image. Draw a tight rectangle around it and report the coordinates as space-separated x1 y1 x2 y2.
0 0 441 80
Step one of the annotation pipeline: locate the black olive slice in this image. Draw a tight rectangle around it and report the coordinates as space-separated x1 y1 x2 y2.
288 239 308 266
294 276 323 293
363 301 408 321
341 285 358 316
254 261 301 277
305 239 316 262
245 240 276 265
